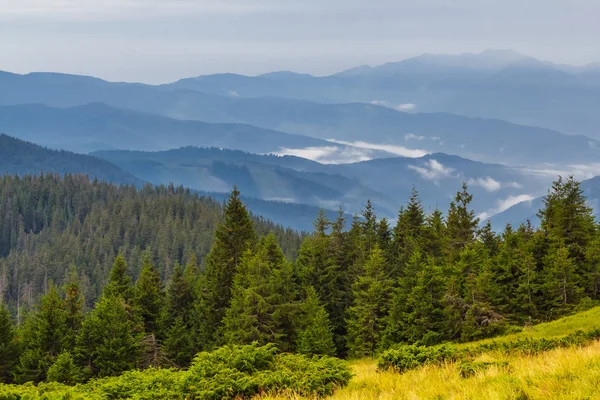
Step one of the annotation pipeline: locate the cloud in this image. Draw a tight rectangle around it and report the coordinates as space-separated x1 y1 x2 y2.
0 0 267 18
370 100 389 106
228 90 240 97
408 159 455 181
521 163 600 181
327 139 428 158
404 133 425 141
478 194 535 220
468 177 502 192
274 145 373 164
396 103 416 111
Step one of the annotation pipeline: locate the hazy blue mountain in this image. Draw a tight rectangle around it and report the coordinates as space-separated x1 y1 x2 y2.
93 147 552 221
489 175 600 228
93 147 396 215
2 71 598 166
0 103 338 154
0 134 142 185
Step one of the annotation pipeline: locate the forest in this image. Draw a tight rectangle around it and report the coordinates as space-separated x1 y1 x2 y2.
0 173 599 397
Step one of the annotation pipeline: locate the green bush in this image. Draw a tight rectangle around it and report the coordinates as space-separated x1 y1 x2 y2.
1 343 352 400
458 361 510 378
377 345 457 372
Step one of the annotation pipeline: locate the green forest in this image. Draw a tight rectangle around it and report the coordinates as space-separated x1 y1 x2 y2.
0 173 599 398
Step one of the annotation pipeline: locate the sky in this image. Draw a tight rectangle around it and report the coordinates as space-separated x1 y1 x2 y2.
1 0 599 83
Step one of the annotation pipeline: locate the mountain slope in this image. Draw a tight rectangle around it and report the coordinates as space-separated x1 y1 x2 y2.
93 147 552 221
2 69 599 165
0 103 338 154
0 134 142 185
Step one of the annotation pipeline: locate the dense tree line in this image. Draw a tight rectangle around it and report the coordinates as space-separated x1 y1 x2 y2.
0 173 598 384
0 174 304 315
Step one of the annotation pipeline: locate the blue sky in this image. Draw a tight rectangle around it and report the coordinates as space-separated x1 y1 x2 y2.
1 0 598 83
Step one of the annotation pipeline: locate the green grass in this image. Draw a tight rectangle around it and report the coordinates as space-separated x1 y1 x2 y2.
457 306 600 349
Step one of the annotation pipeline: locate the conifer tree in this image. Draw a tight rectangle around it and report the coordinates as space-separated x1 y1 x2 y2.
104 254 134 304
361 200 378 256
347 246 393 358
542 245 580 317
198 187 257 348
46 352 82 385
222 234 297 351
423 208 447 260
164 317 195 368
15 284 67 383
297 287 336 356
63 274 84 352
134 254 164 336
446 183 479 261
76 296 140 378
0 303 18 383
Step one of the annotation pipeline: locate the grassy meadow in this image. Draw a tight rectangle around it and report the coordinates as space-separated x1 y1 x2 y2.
260 307 600 400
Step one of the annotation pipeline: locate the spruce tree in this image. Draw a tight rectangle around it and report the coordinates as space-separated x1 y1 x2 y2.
347 246 393 358
446 183 479 261
297 287 336 356
15 284 67 383
198 187 257 348
0 303 18 383
104 254 134 304
134 254 164 336
542 245 580 317
164 317 195 368
222 234 297 351
76 296 140 377
63 274 84 352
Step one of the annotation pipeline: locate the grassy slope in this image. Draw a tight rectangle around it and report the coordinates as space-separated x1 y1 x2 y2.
260 307 600 400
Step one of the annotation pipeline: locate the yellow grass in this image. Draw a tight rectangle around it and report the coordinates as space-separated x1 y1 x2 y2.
257 307 600 400
259 342 600 399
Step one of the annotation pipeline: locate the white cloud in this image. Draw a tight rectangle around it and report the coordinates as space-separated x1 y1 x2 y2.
274 145 373 164
521 163 600 181
468 177 502 192
370 100 389 106
228 90 240 97
404 133 425 141
327 139 428 158
396 103 416 111
408 159 455 181
479 194 535 220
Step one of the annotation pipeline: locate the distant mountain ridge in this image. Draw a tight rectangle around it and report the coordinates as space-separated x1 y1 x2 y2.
0 134 142 185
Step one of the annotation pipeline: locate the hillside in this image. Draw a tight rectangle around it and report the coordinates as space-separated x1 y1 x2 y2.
93 146 551 220
0 134 142 185
0 103 341 155
2 70 599 165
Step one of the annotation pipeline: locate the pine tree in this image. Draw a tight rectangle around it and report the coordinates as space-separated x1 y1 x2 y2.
76 296 140 378
15 284 67 383
46 352 82 385
222 234 297 351
361 200 378 255
297 287 336 356
63 273 83 352
164 317 195 368
104 254 134 304
446 183 479 261
542 245 580 317
134 254 164 336
347 246 394 358
166 263 196 326
0 303 18 383
198 187 257 348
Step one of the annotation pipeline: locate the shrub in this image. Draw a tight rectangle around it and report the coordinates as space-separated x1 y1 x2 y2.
378 345 458 372
46 353 83 385
458 361 510 378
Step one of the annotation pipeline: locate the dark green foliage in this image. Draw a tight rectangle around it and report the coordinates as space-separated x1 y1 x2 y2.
222 235 298 351
46 352 83 385
76 296 140 378
0 304 18 383
104 255 134 304
347 246 394 357
198 187 257 349
15 285 67 383
134 255 164 336
182 343 352 400
378 345 457 372
297 287 336 356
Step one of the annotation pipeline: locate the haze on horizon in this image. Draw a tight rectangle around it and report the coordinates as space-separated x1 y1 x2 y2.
1 0 599 83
